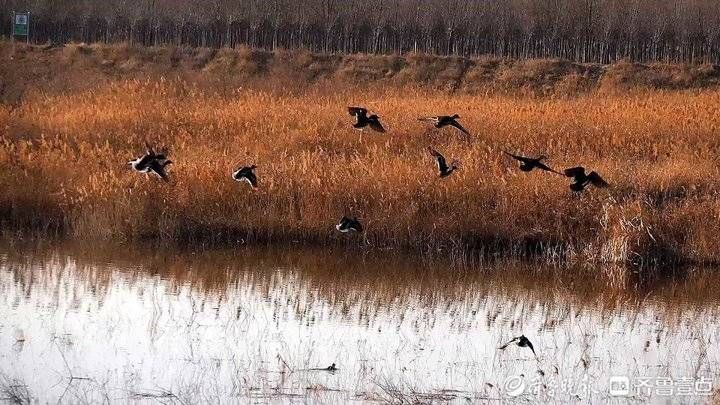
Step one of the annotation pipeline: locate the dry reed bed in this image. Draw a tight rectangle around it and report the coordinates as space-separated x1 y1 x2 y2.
1 79 720 265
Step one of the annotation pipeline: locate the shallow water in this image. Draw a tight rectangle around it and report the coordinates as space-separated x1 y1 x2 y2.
0 242 718 403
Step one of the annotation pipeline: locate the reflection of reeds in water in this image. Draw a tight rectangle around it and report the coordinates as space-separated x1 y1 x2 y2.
2 241 719 323
1 79 720 268
1 243 720 402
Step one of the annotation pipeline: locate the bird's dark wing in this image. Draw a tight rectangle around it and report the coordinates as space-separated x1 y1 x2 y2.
498 337 519 350
148 160 168 181
348 107 367 118
368 117 385 133
429 148 448 172
136 154 153 168
351 219 363 232
535 161 561 174
247 172 258 188
587 171 609 187
564 167 586 178
449 120 471 137
503 151 531 163
527 341 537 356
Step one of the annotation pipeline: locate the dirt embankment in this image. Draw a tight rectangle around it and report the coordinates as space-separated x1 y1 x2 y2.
2 41 720 104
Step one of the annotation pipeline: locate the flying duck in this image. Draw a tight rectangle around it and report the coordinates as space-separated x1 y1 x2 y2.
336 216 363 233
348 106 385 133
419 114 471 138
232 165 258 188
499 335 537 357
503 151 560 174
146 159 172 182
563 167 609 192
128 143 171 181
428 147 460 177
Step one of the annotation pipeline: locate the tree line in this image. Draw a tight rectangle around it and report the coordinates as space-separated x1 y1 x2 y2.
2 0 720 64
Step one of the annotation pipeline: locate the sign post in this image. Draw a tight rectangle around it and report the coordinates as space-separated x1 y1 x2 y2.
12 12 30 44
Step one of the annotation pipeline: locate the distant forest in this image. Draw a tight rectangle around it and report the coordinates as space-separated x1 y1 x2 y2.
2 0 720 64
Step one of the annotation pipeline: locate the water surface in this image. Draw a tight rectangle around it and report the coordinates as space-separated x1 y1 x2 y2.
0 242 718 403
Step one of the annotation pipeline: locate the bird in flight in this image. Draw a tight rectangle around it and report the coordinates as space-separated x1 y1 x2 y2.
503 151 560 174
348 106 385 133
499 335 537 358
419 114 471 138
336 216 363 233
428 147 460 178
232 165 258 189
563 167 609 192
128 142 172 182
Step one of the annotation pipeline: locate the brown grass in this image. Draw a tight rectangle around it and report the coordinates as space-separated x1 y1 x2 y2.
1 42 720 267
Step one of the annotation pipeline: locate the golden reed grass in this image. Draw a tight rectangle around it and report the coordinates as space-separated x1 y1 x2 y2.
1 43 720 266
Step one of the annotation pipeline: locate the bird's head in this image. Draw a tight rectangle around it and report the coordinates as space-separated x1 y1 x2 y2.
538 155 547 160
452 114 460 119
369 114 379 119
250 164 257 170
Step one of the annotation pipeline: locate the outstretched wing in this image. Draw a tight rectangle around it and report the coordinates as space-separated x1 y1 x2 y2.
428 147 448 173
348 106 367 117
526 341 537 356
449 120 471 137
535 161 561 174
418 116 440 124
503 151 530 163
564 167 586 178
498 337 519 350
148 160 169 182
587 171 609 187
246 172 258 188
368 117 385 133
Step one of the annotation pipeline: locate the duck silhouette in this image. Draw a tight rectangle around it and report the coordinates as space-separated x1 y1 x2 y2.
128 143 172 181
348 106 385 133
563 167 609 192
336 216 363 233
419 114 471 138
232 165 258 189
503 151 560 174
428 147 460 178
499 335 537 358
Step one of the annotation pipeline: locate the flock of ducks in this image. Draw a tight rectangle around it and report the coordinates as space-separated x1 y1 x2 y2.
128 106 609 234
127 107 551 371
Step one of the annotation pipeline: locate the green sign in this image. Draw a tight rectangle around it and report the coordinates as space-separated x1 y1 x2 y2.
13 12 29 36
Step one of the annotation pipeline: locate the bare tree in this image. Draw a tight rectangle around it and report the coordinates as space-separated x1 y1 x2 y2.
1 0 718 63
